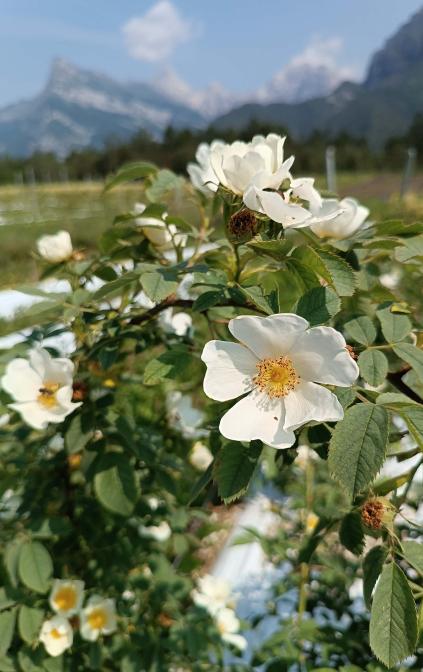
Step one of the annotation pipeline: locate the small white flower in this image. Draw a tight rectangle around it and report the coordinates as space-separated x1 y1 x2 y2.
1 347 82 430
189 441 213 471
80 596 117 642
188 140 224 194
215 607 247 651
49 579 85 617
160 309 192 336
37 231 73 263
201 313 359 449
134 203 186 250
192 575 232 615
0 489 22 522
39 616 73 657
138 521 171 542
310 197 369 240
147 496 160 510
167 391 205 438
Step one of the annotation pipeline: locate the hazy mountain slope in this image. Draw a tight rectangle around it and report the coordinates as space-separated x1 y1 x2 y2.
0 59 205 157
214 7 423 148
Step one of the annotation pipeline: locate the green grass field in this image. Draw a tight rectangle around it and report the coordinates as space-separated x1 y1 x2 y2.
0 172 422 288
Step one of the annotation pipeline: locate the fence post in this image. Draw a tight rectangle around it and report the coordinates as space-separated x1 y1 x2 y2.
400 147 417 199
325 146 337 193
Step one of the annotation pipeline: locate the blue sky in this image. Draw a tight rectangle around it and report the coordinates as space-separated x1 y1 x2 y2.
0 0 422 106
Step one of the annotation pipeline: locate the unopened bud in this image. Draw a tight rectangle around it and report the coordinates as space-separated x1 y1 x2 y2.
72 381 88 402
227 209 258 242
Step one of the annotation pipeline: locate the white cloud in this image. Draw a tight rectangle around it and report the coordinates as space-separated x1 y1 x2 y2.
122 1 197 63
258 37 359 104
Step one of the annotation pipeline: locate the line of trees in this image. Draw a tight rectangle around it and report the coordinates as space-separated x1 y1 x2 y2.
0 115 422 185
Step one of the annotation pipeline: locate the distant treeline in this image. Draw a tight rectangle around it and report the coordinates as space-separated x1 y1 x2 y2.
0 115 423 185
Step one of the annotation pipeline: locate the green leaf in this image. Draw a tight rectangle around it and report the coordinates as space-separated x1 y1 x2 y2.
373 472 410 496
104 161 157 191
4 540 23 588
363 546 387 609
398 405 423 448
143 348 195 386
328 404 389 500
65 414 93 454
141 270 178 303
292 246 355 297
94 453 138 516
369 562 417 667
187 461 214 505
215 441 262 503
339 512 364 555
344 316 377 346
0 609 16 655
235 284 275 314
0 656 15 671
18 606 44 644
246 239 292 261
18 542 53 594
394 235 423 262
145 169 185 202
92 273 138 301
295 287 341 326
392 343 423 384
376 306 412 343
192 290 225 312
358 349 388 387
402 540 423 576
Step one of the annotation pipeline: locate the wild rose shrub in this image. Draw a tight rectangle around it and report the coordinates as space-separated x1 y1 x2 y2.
0 133 422 670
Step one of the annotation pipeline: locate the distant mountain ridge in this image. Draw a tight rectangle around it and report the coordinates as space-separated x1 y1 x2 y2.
214 6 423 148
0 6 422 156
0 59 205 157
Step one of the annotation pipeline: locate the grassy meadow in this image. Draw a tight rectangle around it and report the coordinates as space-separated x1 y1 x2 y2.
0 171 422 288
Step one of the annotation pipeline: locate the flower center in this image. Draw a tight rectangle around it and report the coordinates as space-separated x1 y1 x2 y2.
37 382 60 408
253 356 300 398
53 587 77 611
87 609 107 630
50 628 63 640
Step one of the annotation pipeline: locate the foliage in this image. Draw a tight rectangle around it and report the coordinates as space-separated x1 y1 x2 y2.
0 141 422 671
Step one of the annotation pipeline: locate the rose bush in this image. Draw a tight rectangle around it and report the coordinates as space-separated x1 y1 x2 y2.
0 132 422 670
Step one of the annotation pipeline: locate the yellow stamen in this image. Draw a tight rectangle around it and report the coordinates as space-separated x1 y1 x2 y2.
53 586 77 612
50 628 63 640
37 382 60 408
253 356 300 398
87 609 107 630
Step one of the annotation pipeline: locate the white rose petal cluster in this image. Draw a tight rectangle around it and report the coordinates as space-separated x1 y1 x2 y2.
134 202 187 250
40 579 117 656
311 197 369 240
192 574 246 650
37 231 73 263
188 134 339 229
1 347 82 430
201 313 359 449
138 520 172 542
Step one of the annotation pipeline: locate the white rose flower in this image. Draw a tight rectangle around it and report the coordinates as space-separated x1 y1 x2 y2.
37 231 73 263
167 391 205 438
80 596 117 642
39 616 73 657
188 140 224 194
189 441 213 471
0 489 22 522
1 347 82 430
214 607 247 650
49 579 85 617
160 309 192 336
310 197 369 239
138 521 171 542
134 203 187 250
192 575 232 615
201 313 359 449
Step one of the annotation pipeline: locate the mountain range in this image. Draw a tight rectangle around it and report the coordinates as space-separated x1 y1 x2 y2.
0 5 422 157
215 6 423 148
